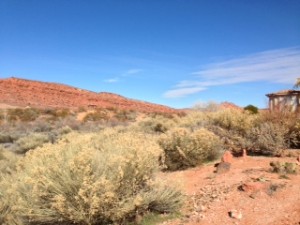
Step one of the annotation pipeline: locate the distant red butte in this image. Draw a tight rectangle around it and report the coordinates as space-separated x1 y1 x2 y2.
219 101 241 110
0 77 178 114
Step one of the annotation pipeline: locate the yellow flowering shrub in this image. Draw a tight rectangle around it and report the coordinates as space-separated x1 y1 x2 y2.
158 128 223 171
0 129 182 225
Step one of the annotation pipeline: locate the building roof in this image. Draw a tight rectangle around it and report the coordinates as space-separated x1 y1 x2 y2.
266 89 300 97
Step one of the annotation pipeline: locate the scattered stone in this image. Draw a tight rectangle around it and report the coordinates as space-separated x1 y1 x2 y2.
240 182 269 193
195 204 206 212
215 162 231 174
221 150 233 163
297 155 300 165
229 210 243 220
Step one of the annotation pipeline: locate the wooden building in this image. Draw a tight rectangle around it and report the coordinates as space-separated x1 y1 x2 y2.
266 90 300 112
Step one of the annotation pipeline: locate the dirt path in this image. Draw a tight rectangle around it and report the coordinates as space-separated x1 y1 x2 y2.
159 155 300 225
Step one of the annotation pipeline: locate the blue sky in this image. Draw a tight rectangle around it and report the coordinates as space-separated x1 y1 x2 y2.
1 0 300 109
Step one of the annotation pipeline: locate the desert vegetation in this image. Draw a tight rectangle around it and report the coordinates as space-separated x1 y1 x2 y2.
0 104 299 224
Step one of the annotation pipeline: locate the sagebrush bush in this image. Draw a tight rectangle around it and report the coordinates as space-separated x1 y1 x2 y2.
113 109 137 122
7 108 40 122
0 110 4 123
14 133 50 154
176 111 208 130
0 133 14 144
158 128 223 171
270 161 298 174
83 109 109 122
208 108 258 135
0 129 183 225
0 147 20 179
137 115 177 134
249 122 288 155
259 109 300 148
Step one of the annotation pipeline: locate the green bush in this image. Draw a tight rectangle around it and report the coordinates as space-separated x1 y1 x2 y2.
14 133 50 154
0 130 183 225
244 104 258 114
158 128 223 171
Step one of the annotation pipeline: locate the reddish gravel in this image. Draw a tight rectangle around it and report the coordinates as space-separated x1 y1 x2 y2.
159 154 300 225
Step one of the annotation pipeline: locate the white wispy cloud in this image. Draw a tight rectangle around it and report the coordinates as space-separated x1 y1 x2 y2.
164 47 300 98
104 69 143 83
121 69 143 77
104 78 119 83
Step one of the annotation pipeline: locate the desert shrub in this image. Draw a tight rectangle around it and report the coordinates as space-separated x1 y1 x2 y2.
249 122 288 155
0 133 14 144
43 108 71 119
208 108 258 135
158 128 223 171
0 110 4 123
207 126 252 155
83 109 109 122
244 104 258 114
0 147 20 178
258 109 300 148
14 133 50 154
177 111 208 130
137 115 177 134
193 101 221 112
114 109 137 122
270 161 298 174
0 130 182 225
7 108 40 122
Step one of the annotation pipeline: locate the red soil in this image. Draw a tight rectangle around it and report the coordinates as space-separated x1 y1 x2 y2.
159 154 300 225
0 77 178 114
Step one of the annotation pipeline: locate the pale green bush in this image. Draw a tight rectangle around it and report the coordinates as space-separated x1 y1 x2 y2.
1 129 183 225
158 128 223 171
14 133 50 154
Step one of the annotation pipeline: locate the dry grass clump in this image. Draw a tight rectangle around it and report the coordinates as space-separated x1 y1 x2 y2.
0 129 183 225
14 133 50 154
158 128 223 171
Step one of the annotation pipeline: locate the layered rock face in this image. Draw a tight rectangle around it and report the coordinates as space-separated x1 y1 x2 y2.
0 77 177 113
